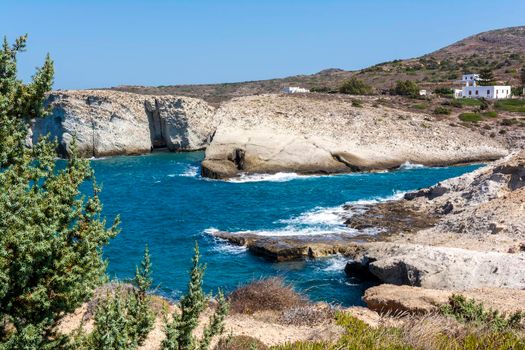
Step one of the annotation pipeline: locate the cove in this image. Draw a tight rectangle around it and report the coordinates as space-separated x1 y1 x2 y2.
90 151 482 306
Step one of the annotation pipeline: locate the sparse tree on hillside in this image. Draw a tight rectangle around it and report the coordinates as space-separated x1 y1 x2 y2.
0 35 119 349
478 68 495 86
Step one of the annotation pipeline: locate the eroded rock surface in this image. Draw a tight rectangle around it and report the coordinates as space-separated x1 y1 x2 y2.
364 284 525 315
31 90 216 157
202 94 507 178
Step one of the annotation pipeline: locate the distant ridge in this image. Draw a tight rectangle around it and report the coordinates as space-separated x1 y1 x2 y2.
110 26 525 104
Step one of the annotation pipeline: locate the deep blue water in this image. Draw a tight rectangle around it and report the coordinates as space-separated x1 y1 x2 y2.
90 152 481 306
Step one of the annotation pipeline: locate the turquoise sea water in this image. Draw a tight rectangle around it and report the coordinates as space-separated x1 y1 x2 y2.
90 152 481 306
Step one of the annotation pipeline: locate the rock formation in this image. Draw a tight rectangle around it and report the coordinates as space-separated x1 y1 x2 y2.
30 90 217 157
201 94 507 178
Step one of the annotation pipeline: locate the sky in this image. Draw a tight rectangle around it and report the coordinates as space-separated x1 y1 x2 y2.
1 0 524 90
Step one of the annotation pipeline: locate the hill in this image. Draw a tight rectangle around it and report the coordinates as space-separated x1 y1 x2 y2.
109 26 525 105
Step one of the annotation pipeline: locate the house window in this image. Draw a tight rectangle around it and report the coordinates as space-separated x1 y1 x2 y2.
475 90 478 95
469 91 472 95
487 90 490 95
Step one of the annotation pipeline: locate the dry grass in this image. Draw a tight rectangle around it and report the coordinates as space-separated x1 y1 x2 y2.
214 335 269 350
228 278 308 315
278 304 336 327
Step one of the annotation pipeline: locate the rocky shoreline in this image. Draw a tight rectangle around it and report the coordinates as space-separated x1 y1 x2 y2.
33 88 524 319
211 151 525 313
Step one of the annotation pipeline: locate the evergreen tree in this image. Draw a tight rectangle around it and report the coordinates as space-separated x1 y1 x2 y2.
79 247 155 350
162 243 229 350
128 246 155 345
0 35 119 349
478 68 495 86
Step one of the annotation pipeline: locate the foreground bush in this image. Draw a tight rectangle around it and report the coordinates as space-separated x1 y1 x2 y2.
161 244 229 350
0 35 118 350
228 278 306 315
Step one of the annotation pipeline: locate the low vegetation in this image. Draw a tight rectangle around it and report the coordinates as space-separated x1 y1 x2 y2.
433 106 450 115
339 78 374 95
271 295 525 350
392 80 420 97
459 112 483 122
228 278 307 315
214 335 268 350
495 99 525 113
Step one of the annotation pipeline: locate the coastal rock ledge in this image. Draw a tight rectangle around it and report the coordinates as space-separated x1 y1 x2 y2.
202 94 507 178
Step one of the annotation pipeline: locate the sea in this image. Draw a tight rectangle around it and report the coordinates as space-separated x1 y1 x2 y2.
88 151 481 306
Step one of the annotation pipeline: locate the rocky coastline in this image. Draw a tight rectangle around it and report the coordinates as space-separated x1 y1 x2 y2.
33 88 524 320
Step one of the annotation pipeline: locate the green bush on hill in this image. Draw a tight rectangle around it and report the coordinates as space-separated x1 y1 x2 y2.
495 99 525 113
459 113 482 122
338 77 373 95
391 80 420 97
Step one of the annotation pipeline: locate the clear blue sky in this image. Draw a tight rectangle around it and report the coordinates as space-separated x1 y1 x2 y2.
1 0 524 90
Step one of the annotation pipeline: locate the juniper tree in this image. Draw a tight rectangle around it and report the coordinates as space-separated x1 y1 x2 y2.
478 68 495 86
162 243 229 350
0 35 119 349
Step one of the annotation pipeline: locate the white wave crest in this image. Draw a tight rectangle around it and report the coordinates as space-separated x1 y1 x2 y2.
227 172 318 183
399 161 426 169
180 165 199 177
321 255 348 272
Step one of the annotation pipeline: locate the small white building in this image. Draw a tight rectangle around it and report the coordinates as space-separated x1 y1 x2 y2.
282 86 310 94
419 89 427 96
455 73 511 100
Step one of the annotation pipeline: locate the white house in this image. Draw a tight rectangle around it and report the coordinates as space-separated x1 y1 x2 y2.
455 73 511 100
282 86 310 94
419 89 427 96
462 85 511 99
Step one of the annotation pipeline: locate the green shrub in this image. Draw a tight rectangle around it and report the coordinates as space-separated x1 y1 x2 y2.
434 87 454 96
434 106 451 115
411 103 427 110
391 80 420 97
482 111 498 118
495 99 525 113
440 294 524 331
457 98 482 107
339 78 373 95
352 99 363 107
459 113 482 122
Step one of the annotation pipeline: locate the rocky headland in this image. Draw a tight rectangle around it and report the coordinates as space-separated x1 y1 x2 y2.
201 94 507 178
31 90 217 157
